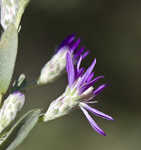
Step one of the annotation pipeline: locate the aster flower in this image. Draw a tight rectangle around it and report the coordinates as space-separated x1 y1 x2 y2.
37 34 89 85
43 52 113 136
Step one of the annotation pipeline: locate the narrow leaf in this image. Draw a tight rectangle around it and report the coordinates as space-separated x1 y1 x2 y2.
0 109 41 150
0 24 18 95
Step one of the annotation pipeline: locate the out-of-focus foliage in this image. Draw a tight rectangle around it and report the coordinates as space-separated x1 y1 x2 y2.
0 109 41 150
0 24 18 96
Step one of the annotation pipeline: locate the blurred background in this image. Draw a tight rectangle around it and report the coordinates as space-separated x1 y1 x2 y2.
13 0 141 149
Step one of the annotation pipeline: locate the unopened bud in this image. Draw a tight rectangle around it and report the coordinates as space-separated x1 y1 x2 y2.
37 47 68 85
43 87 80 122
0 92 25 133
1 0 29 30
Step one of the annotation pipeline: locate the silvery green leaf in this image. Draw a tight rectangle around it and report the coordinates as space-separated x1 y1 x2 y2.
0 24 18 95
1 0 30 30
0 109 41 150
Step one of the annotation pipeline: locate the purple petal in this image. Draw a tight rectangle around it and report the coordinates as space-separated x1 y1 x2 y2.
80 106 106 136
81 103 114 120
93 84 107 96
74 47 85 59
85 75 104 89
87 72 94 82
70 38 81 52
81 58 96 85
76 67 85 79
67 34 76 44
82 50 90 59
80 75 104 93
77 56 83 71
92 75 104 83
66 52 75 87
58 34 75 49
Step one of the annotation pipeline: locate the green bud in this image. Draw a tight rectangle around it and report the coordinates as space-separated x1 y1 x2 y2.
0 92 25 133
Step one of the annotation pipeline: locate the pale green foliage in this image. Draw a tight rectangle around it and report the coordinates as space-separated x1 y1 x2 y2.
0 24 18 96
0 109 41 150
1 0 30 30
0 0 45 150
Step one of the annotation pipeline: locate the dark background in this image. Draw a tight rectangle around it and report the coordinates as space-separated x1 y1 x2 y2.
14 0 141 150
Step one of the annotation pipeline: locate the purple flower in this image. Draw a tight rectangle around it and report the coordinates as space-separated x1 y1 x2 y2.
57 34 89 61
43 35 113 136
38 34 89 85
66 51 113 136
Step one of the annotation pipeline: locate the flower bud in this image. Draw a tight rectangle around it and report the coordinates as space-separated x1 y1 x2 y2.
37 47 67 85
1 0 29 30
43 87 80 122
0 92 25 133
43 98 71 122
37 34 89 85
43 98 66 122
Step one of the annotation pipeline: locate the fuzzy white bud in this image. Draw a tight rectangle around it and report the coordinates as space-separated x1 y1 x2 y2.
1 0 29 30
0 92 25 133
43 87 80 122
37 48 68 85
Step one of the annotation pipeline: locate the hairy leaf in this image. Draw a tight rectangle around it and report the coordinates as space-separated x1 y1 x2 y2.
0 24 18 96
0 109 41 150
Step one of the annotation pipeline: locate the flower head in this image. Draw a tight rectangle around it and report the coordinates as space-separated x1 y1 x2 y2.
57 34 89 60
37 34 89 85
43 52 113 136
1 0 29 30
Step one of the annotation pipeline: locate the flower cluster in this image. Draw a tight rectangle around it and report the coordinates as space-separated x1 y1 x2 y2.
43 49 113 136
0 0 113 147
37 34 89 85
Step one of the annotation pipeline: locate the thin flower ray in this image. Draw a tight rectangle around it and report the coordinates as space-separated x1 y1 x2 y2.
66 52 75 87
80 75 104 93
93 84 107 96
58 34 75 49
74 47 85 59
77 56 83 71
82 50 90 59
70 38 81 52
80 102 114 120
87 72 94 82
80 106 106 136
80 58 96 86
